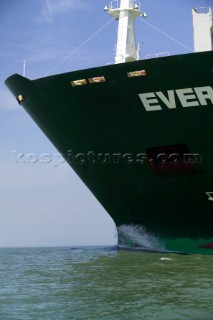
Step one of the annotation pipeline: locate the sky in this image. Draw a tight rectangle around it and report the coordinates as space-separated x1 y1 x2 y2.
0 0 212 247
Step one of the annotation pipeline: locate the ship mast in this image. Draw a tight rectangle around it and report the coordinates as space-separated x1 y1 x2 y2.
105 0 146 64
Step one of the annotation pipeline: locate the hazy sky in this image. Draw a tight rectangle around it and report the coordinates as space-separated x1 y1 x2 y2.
0 0 212 247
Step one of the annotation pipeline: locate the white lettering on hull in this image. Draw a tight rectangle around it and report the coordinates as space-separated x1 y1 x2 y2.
138 86 213 111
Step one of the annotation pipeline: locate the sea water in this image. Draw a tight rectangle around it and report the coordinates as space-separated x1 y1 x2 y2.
0 246 213 320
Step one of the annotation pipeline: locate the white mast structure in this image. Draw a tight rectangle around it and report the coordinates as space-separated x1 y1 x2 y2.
104 0 146 64
192 7 213 52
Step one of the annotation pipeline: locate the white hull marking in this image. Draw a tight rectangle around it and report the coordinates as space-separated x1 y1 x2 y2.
139 86 213 111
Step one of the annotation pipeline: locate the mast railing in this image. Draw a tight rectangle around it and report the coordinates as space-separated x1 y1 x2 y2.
109 0 141 11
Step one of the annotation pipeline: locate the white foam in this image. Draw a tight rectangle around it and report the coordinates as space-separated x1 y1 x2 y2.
159 257 172 261
117 224 165 251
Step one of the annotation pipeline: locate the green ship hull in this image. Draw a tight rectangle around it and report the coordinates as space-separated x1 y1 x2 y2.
5 51 213 254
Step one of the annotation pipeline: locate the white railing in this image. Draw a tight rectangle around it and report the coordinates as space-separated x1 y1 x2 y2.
146 52 169 59
109 0 141 11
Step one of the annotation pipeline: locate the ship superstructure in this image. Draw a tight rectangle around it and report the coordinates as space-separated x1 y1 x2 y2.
192 7 213 52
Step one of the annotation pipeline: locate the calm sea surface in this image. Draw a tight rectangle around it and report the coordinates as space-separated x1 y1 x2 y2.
0 247 212 320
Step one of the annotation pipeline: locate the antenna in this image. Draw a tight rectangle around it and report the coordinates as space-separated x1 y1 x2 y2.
23 60 26 77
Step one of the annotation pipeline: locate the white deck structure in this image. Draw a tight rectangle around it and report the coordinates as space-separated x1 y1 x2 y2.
192 7 213 52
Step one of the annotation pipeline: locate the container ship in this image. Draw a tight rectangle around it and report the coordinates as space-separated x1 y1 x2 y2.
5 1 213 254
